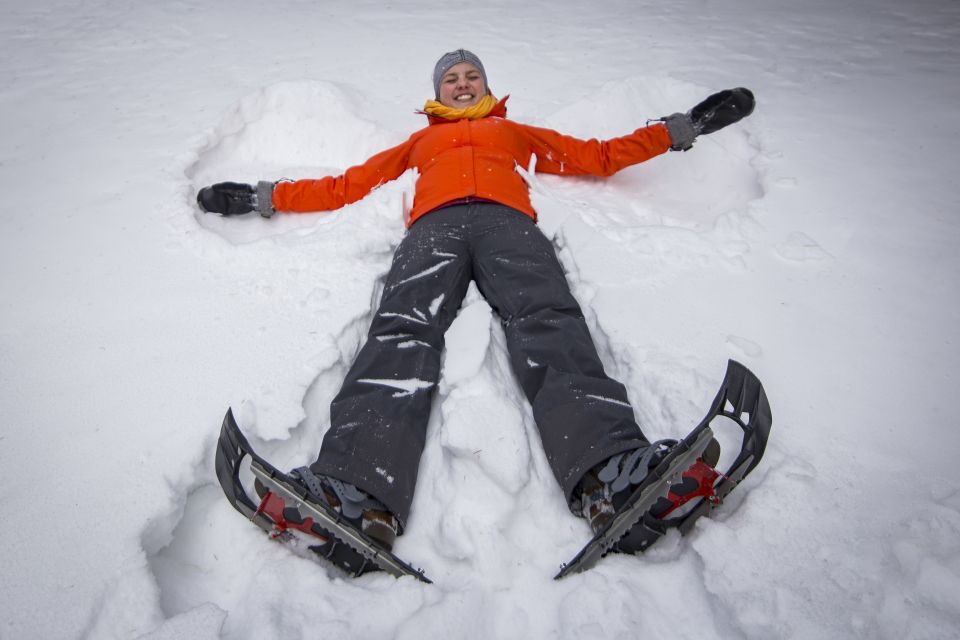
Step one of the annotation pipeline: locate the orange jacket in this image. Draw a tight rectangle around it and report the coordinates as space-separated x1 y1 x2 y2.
272 97 673 226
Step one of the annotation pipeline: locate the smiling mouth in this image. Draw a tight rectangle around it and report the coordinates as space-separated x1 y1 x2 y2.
455 94 475 102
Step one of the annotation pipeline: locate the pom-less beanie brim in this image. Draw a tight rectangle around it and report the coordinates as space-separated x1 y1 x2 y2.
433 49 487 98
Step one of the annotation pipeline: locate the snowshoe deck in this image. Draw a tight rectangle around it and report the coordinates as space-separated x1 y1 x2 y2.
215 409 431 583
555 359 772 579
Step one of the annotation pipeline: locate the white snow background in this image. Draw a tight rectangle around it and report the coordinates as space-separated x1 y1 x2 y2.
2 0 959 638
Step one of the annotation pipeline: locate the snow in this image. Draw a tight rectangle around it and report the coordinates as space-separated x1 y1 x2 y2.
2 0 959 638
357 377 435 398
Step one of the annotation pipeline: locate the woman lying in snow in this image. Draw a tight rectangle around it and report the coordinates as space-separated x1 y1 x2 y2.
199 49 754 569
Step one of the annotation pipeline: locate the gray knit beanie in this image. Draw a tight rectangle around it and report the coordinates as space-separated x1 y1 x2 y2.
432 49 487 98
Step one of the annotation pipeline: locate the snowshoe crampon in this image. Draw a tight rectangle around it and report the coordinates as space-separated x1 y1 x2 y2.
555 359 772 579
214 409 431 583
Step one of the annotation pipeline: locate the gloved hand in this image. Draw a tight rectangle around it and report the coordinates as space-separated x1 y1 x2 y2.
662 87 755 151
196 181 275 217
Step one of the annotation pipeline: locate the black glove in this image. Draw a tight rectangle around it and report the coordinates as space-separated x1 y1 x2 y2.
196 181 275 217
663 87 755 151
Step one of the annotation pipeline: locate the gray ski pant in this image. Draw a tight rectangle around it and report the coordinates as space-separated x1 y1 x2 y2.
311 203 649 528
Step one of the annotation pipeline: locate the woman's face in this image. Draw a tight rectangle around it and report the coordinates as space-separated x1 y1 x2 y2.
438 62 488 109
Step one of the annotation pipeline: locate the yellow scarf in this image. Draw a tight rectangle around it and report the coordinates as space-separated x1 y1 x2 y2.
422 94 499 121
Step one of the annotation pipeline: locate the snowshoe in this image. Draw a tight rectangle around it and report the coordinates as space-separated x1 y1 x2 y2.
555 360 772 578
215 409 431 583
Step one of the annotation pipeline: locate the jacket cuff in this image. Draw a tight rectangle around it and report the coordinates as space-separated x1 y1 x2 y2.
663 113 697 151
256 180 276 218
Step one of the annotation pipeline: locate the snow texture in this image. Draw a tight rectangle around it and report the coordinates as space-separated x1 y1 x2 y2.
2 1 959 639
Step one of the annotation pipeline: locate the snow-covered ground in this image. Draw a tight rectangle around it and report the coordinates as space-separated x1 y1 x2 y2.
2 1 959 638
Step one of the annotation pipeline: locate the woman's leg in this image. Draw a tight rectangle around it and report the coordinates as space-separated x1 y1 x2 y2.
468 205 650 506
311 207 474 527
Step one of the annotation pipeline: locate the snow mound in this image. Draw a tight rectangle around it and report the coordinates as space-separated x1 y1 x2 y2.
186 80 410 245
532 75 762 236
